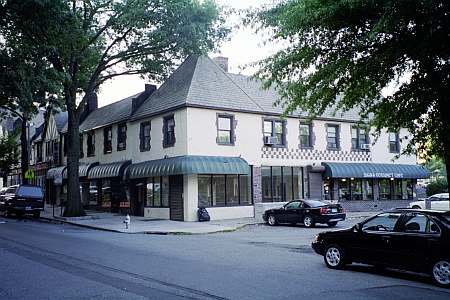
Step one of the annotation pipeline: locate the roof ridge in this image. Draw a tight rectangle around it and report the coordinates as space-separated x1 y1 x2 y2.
97 91 142 109
207 57 266 112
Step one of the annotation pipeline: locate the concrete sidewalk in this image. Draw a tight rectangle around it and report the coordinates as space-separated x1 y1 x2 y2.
41 205 373 235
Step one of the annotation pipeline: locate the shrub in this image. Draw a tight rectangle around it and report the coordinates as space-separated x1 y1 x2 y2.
426 178 448 196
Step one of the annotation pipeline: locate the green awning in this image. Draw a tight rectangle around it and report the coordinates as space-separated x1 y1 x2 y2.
322 162 429 179
124 156 250 180
63 162 99 179
88 161 131 180
47 166 66 185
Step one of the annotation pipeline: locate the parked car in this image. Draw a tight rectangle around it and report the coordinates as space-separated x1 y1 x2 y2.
263 199 346 227
0 185 44 218
409 193 449 210
312 209 450 288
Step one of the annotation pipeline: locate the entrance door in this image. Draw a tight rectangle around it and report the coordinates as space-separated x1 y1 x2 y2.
134 183 145 217
169 175 184 221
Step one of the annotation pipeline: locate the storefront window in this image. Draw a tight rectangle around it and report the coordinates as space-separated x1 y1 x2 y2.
212 175 226 206
406 180 414 199
283 167 293 201
323 179 332 200
161 176 169 207
350 179 362 200
394 180 403 200
198 175 211 207
379 179 392 200
262 167 272 202
239 174 251 205
293 167 303 199
338 179 350 201
226 175 239 206
89 181 98 205
272 167 282 202
152 177 160 206
101 179 112 208
146 181 153 207
362 179 374 200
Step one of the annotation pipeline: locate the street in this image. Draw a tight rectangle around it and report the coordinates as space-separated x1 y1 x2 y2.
0 216 449 300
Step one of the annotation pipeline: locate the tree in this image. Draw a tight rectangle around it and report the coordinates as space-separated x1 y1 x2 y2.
0 35 62 184
0 133 19 185
5 0 229 216
251 0 450 193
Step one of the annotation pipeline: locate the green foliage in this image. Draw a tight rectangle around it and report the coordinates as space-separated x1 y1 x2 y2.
251 0 450 175
426 178 448 196
0 134 19 176
424 156 447 179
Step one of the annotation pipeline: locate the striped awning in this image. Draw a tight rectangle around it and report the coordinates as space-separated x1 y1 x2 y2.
322 162 429 179
47 166 66 185
87 161 131 180
63 162 99 179
124 156 250 180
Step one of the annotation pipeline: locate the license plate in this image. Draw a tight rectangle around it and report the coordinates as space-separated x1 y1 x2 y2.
332 208 338 213
25 206 32 211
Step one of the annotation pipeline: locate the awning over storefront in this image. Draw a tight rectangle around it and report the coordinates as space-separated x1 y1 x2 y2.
63 162 99 179
322 162 429 179
88 161 131 180
47 166 66 185
124 156 250 180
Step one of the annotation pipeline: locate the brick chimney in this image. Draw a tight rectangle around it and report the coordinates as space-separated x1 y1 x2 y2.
80 92 98 122
213 56 229 73
132 84 157 114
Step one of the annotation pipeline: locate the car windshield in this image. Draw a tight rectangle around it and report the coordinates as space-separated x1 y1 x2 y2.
17 186 43 198
5 186 17 194
303 200 326 207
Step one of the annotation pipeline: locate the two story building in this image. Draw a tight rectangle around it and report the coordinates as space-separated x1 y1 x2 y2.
45 55 428 221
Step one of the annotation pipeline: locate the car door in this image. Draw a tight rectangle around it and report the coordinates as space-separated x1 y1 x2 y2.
282 201 302 223
348 212 403 265
388 213 441 271
433 195 449 211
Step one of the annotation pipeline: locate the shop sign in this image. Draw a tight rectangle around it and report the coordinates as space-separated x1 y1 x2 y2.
25 169 36 180
120 201 130 208
363 172 404 178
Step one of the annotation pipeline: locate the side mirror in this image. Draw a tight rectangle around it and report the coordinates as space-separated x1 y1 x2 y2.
354 223 362 232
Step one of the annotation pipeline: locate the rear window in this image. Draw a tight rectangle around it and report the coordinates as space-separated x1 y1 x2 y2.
17 186 43 198
6 187 17 194
304 200 326 207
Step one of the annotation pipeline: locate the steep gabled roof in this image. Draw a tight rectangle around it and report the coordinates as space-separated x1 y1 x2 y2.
79 92 142 131
131 55 361 121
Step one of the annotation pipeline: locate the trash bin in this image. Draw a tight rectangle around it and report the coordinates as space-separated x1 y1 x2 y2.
198 207 210 222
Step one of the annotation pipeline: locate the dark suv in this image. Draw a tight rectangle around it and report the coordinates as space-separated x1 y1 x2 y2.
0 185 44 218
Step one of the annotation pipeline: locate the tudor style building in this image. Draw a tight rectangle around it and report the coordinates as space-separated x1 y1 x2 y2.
44 55 428 221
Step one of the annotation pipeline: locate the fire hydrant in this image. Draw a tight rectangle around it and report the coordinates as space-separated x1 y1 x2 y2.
124 214 131 229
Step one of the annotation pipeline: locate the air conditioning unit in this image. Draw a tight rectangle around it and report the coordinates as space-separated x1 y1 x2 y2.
264 136 279 145
360 143 370 150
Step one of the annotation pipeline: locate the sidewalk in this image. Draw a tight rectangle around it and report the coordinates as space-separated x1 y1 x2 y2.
41 205 373 235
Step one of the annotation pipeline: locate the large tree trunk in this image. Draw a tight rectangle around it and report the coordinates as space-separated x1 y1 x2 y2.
20 117 29 184
63 90 85 217
440 98 450 207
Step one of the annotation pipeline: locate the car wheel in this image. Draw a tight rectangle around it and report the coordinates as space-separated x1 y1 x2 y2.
324 244 347 269
32 211 40 219
303 215 315 228
327 221 338 227
412 205 421 209
431 259 450 288
267 214 277 226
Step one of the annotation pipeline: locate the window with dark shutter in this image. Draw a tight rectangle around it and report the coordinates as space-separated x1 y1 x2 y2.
103 126 112 154
389 132 400 153
117 123 127 151
79 134 84 158
140 121 151 152
326 124 339 150
299 123 312 148
87 131 95 157
217 115 234 145
163 115 175 147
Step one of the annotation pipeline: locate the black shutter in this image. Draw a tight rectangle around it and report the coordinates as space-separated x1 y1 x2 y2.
139 123 143 151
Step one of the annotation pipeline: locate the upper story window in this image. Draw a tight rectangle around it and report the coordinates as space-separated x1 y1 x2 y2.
79 134 84 158
217 114 234 145
163 115 175 147
87 131 95 157
45 141 52 160
326 124 340 150
117 123 127 151
36 142 43 162
103 126 112 154
53 140 59 164
389 131 400 153
140 121 151 152
299 122 312 148
351 126 369 150
263 119 285 147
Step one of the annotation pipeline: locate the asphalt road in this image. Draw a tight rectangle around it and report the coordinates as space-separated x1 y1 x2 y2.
0 216 449 300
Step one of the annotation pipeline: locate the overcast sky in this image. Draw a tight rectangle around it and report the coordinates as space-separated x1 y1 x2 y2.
97 0 276 107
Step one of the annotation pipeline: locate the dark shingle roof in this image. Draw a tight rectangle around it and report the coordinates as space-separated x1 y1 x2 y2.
79 92 142 131
131 55 361 121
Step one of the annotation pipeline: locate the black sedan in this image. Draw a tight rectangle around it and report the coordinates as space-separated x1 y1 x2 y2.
312 209 450 288
262 199 346 227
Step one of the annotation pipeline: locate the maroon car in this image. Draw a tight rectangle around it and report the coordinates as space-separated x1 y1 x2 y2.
263 199 346 227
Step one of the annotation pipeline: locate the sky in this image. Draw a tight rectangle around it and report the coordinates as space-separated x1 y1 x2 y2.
97 0 277 107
